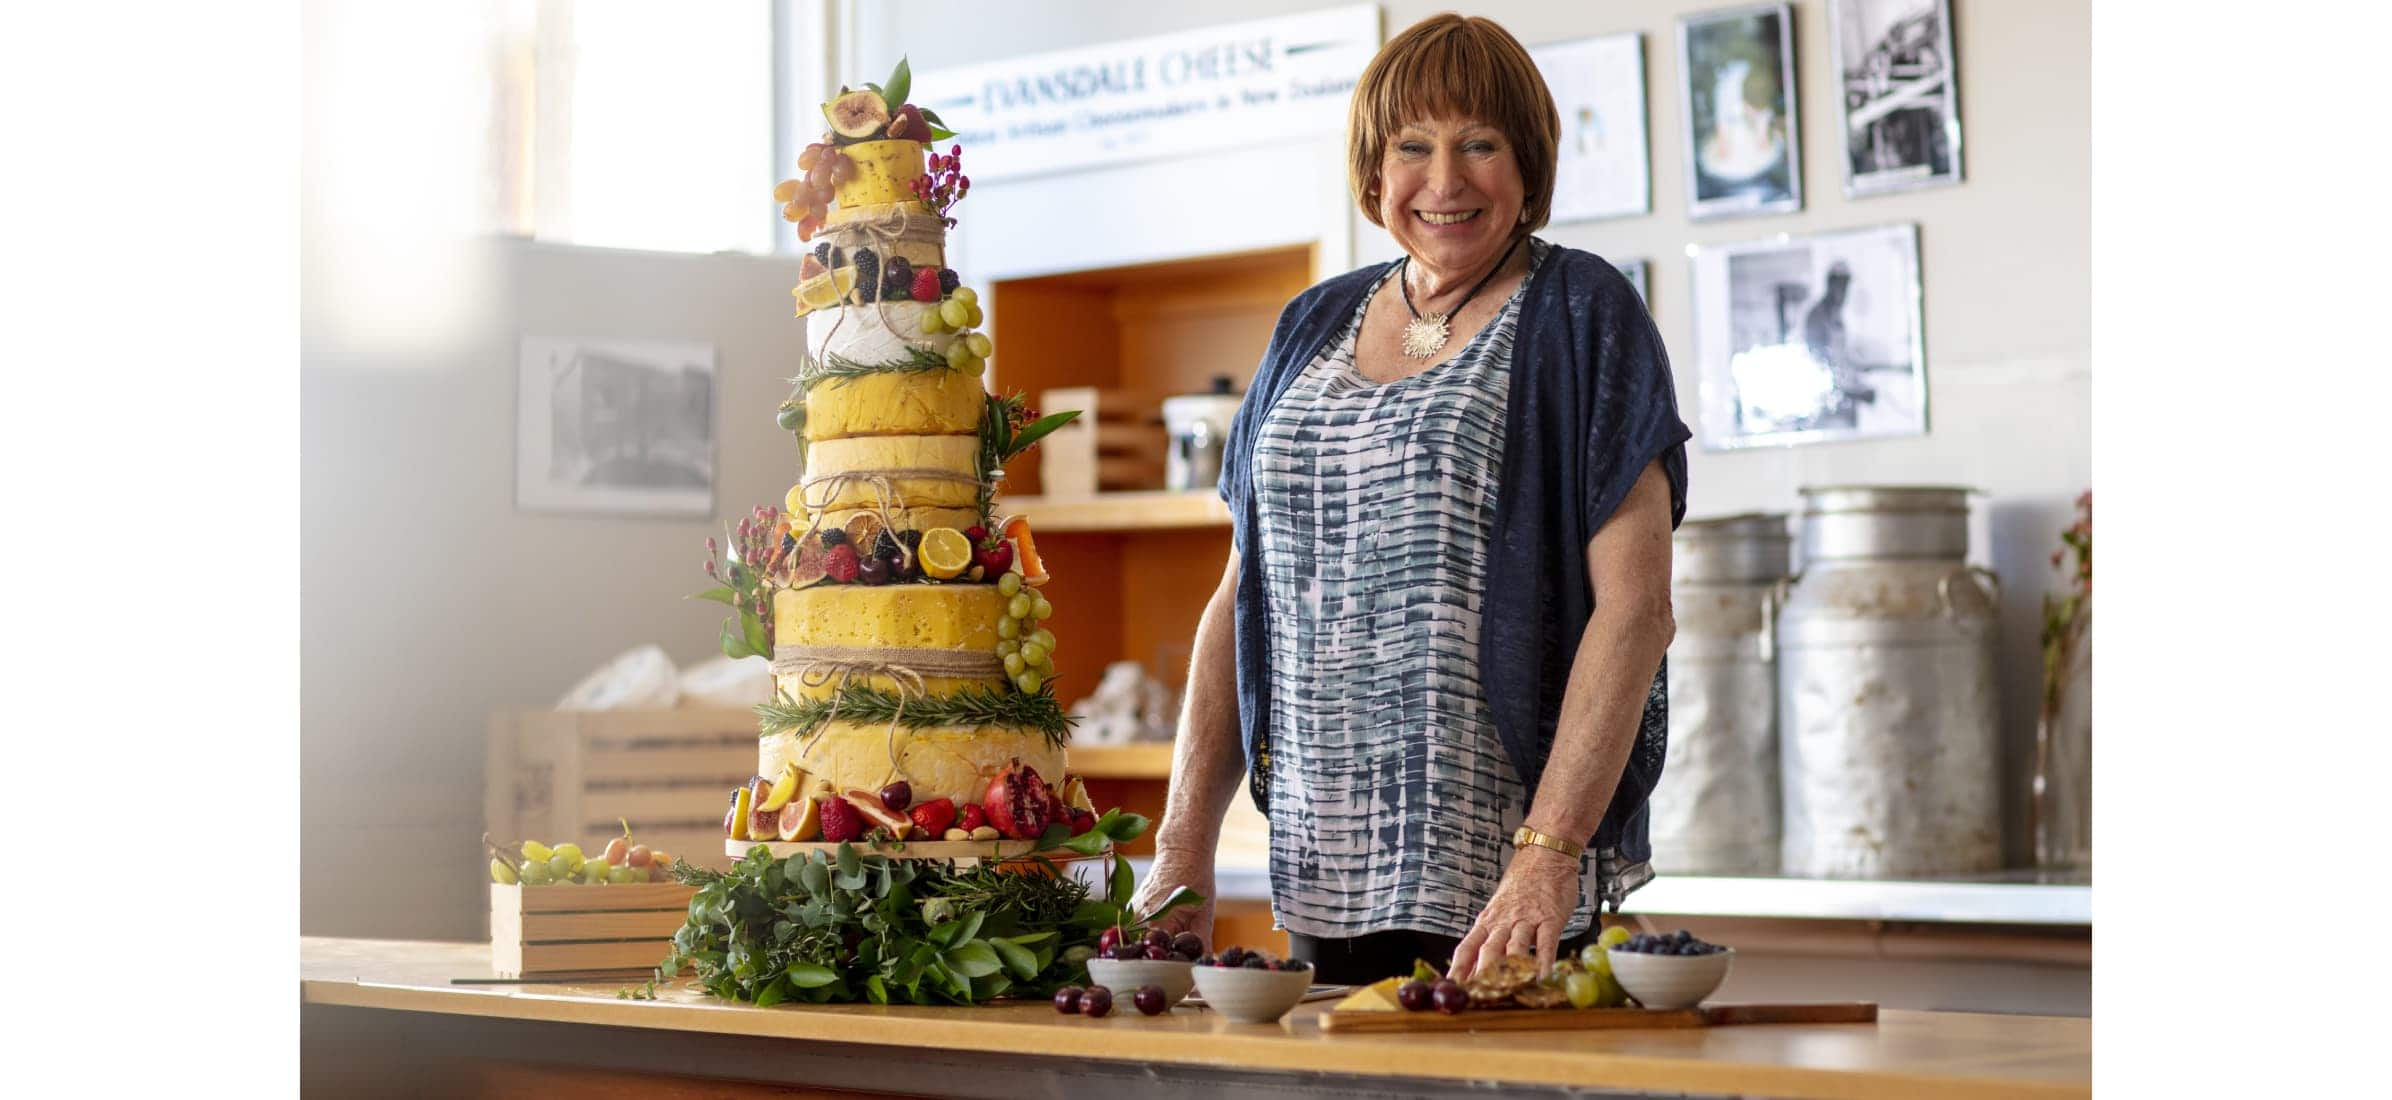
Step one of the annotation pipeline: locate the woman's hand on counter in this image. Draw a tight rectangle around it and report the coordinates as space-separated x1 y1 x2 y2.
1449 844 1580 982
1132 846 1217 942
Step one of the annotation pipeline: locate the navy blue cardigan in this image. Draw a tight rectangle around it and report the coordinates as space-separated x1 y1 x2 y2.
1217 243 1692 860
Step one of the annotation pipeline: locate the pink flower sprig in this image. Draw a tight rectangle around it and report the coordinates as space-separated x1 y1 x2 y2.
696 504 789 659
909 144 970 228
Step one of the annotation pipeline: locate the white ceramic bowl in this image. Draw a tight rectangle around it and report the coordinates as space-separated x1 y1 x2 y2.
1190 963 1314 1023
1085 957 1195 1007
1607 946 1734 1010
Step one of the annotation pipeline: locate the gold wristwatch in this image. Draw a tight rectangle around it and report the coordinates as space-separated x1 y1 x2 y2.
1511 825 1586 860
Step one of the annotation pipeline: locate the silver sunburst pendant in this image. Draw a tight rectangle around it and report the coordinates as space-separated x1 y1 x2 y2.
1400 314 1451 359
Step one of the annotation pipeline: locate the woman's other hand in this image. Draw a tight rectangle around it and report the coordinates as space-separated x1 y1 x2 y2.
1449 844 1580 981
1131 846 1217 941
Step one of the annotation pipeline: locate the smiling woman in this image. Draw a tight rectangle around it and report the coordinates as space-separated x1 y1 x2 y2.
1130 14 1694 989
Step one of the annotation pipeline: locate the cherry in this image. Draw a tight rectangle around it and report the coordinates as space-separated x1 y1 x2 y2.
1396 980 1431 1011
1133 985 1167 1016
1144 943 1172 961
1098 927 1121 955
1081 985 1113 1017
1431 979 1467 1015
877 781 912 812
1143 927 1172 951
1172 932 1205 958
1054 986 1083 1014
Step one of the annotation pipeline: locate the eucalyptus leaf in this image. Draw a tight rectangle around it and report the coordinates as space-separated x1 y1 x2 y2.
883 57 911 113
837 844 862 878
989 937 1037 980
787 962 839 989
1005 410 1082 458
798 859 830 896
944 941 1001 979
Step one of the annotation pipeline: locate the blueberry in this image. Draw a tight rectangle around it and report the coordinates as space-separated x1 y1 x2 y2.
1242 955 1270 969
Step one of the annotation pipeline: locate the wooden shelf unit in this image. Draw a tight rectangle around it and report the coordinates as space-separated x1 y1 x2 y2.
999 491 1228 532
1064 742 1176 780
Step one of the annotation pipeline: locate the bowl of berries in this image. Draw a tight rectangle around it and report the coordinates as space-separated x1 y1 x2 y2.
1190 946 1315 1024
1606 930 1733 1010
1085 927 1206 1007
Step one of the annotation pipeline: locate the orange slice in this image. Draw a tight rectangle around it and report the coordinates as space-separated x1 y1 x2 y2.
1002 516 1048 586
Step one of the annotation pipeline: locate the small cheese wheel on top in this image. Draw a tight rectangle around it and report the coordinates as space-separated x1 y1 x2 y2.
800 434 982 511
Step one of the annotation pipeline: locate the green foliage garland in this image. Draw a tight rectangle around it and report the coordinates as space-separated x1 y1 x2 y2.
623 811 1200 1005
756 682 1074 749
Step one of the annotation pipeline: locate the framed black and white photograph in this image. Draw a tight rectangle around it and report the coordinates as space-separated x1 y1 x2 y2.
1678 3 1801 219
1531 32 1650 223
1830 0 1963 195
516 336 717 517
1689 223 1926 450
1617 257 1651 304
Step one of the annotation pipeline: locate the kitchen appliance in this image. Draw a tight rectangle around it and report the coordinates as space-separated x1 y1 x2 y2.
1652 513 1790 875
1161 375 1241 493
1776 486 2002 878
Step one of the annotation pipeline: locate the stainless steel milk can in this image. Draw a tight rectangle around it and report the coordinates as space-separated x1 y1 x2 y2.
1776 486 2003 878
1653 514 1790 875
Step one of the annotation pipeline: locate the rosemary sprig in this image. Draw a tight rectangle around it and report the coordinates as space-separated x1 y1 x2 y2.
757 682 1075 748
794 347 951 393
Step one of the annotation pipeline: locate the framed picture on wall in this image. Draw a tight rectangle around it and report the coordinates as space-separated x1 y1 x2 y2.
1531 31 1651 223
1688 223 1926 450
1677 3 1802 220
1616 257 1651 304
516 336 718 517
1830 0 1964 195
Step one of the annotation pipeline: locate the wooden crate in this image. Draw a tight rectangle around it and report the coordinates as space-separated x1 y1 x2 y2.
486 706 761 883
489 882 696 978
1037 386 1167 498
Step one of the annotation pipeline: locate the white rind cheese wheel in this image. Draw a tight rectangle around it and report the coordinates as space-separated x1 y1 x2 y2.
804 366 984 441
762 721 1066 809
801 434 982 510
807 302 956 368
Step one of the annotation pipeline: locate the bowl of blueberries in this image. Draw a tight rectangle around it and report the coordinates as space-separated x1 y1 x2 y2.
1085 927 1206 1008
1189 946 1315 1023
1606 930 1733 1010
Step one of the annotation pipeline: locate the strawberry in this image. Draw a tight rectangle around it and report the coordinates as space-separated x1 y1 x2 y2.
824 543 861 583
1067 807 1097 836
965 524 989 545
912 267 943 303
909 797 957 838
957 802 988 832
975 541 1014 577
818 796 864 843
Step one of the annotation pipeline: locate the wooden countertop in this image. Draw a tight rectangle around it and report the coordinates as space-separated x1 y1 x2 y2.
301 937 2088 1100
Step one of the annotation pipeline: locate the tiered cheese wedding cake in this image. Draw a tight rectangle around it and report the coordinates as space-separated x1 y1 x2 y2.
708 70 1089 852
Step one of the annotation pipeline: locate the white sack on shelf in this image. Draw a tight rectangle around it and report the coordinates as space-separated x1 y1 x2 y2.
678 654 773 708
556 644 680 711
1069 660 1178 745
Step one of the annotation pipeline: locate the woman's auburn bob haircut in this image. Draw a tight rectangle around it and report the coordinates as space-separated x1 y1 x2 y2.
1347 13 1562 237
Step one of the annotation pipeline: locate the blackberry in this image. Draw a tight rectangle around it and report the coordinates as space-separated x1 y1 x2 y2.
938 267 960 296
811 241 831 267
896 529 924 550
818 529 849 548
850 248 880 302
882 256 914 301
873 530 902 559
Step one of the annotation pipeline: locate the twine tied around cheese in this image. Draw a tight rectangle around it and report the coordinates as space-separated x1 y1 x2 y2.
812 205 952 365
787 468 984 558
770 642 1007 781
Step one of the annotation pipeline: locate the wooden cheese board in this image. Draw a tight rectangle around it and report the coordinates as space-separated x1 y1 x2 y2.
1318 1001 1877 1033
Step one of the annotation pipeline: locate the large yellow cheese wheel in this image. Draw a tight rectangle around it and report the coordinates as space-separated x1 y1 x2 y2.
762 721 1067 809
805 367 985 440
807 302 957 371
800 434 982 510
833 140 927 209
774 583 1007 652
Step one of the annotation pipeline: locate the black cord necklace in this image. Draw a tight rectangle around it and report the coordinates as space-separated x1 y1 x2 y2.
1397 236 1523 359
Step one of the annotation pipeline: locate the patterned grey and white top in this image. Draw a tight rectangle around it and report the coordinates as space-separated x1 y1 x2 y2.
1254 239 1617 940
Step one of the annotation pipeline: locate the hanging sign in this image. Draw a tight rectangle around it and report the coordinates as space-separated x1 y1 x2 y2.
915 5 1381 182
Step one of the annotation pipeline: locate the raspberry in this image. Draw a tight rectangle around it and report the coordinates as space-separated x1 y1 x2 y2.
824 544 861 583
938 268 960 296
912 267 942 303
957 803 988 831
818 797 863 843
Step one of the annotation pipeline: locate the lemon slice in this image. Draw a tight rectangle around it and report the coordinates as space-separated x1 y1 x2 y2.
757 762 804 813
792 267 859 316
918 527 973 580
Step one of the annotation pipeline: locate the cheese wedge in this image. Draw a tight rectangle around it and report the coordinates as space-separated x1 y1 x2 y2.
1333 977 1407 1012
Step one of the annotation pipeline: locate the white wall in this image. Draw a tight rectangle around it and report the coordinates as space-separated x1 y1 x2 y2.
301 239 801 938
857 0 2091 865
